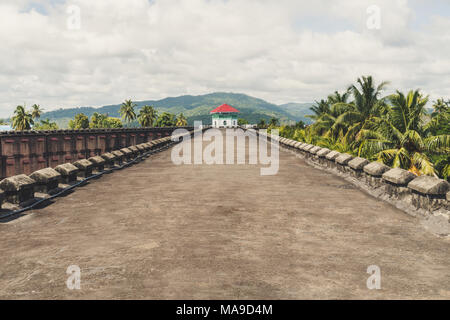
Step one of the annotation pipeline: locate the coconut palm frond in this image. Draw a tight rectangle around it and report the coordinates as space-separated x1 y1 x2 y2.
412 152 436 176
424 135 450 153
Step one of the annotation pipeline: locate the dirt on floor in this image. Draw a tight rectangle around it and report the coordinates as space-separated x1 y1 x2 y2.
0 135 449 299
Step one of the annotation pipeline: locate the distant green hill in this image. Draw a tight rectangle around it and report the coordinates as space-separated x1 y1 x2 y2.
41 92 314 127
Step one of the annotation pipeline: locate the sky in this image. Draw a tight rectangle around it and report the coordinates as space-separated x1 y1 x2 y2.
1 0 450 117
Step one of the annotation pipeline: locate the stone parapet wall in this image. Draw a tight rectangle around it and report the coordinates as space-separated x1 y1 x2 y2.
0 129 196 213
259 131 450 236
0 127 192 179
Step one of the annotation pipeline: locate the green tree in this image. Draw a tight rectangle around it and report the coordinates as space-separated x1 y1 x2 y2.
155 112 176 127
34 118 59 130
332 76 389 143
257 119 267 129
31 104 43 120
269 117 279 127
68 113 90 129
176 113 188 127
358 90 449 176
119 99 137 124
138 105 158 127
308 99 331 121
12 105 34 131
104 117 123 128
431 98 449 117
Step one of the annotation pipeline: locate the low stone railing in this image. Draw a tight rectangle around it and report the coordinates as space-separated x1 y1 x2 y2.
259 131 450 235
0 127 193 180
0 130 194 213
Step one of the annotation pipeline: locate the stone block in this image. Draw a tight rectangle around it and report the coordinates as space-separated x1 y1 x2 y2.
408 175 449 196
111 150 125 164
335 153 354 165
325 150 341 160
310 146 322 155
348 157 369 178
55 163 80 184
363 162 390 177
73 159 94 178
29 167 62 194
135 144 146 153
120 148 134 161
128 146 140 155
348 157 369 170
382 168 416 185
88 156 106 172
0 174 36 205
316 148 331 158
101 153 117 168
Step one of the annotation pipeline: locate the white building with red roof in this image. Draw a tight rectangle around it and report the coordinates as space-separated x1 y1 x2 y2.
210 104 240 128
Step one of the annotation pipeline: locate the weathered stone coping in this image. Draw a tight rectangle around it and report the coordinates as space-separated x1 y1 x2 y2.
55 163 79 176
128 146 140 155
335 153 353 165
408 175 449 195
0 174 36 192
364 162 390 177
316 148 331 158
120 148 133 155
382 168 416 186
0 174 36 205
325 150 341 160
310 146 322 155
101 153 116 162
88 156 106 166
348 157 370 170
29 168 61 194
111 150 125 158
55 163 79 184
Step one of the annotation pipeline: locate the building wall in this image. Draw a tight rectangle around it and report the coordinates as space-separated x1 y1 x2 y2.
212 114 238 128
0 127 191 179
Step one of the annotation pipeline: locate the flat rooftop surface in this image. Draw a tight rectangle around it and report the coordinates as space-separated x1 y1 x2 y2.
0 137 449 299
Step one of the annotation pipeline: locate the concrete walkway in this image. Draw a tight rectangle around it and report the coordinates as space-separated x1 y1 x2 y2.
0 138 449 299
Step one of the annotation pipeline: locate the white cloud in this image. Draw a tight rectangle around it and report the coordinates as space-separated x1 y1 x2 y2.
0 0 449 117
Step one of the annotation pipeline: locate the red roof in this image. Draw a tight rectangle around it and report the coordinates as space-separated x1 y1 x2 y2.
210 104 240 114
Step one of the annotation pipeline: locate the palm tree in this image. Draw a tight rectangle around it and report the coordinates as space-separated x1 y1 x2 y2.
138 105 158 127
332 76 389 144
176 113 188 127
155 112 176 127
12 105 34 131
90 112 109 128
34 118 58 130
327 90 351 105
358 90 449 176
119 99 137 124
431 98 449 117
308 99 331 121
31 104 43 120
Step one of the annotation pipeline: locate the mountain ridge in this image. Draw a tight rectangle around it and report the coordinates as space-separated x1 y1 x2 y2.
41 92 314 127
